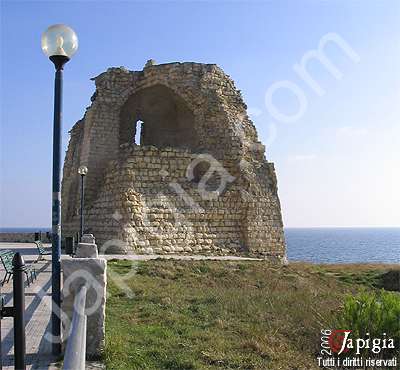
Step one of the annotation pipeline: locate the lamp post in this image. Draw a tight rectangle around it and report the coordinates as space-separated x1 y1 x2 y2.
41 24 78 355
78 165 88 240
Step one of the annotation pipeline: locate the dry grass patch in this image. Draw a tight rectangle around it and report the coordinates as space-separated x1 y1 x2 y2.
105 260 396 369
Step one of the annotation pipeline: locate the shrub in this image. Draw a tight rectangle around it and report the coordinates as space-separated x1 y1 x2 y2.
336 290 400 358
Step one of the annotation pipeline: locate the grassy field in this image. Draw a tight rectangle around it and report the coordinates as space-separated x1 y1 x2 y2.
104 260 399 370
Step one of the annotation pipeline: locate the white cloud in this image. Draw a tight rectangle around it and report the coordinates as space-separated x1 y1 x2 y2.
337 126 368 137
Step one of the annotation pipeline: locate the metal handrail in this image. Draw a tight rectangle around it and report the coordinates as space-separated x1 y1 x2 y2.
63 285 87 370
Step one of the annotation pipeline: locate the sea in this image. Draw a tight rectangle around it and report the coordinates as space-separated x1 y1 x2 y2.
285 227 399 264
0 227 52 233
0 227 398 264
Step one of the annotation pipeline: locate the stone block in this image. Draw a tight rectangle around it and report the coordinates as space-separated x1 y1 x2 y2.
61 258 107 357
81 233 96 244
76 242 99 258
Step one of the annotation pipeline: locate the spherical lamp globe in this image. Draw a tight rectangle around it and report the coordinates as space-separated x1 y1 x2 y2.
41 24 78 62
78 165 88 176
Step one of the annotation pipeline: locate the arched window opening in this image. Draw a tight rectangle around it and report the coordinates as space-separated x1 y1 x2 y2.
119 85 198 150
135 120 144 145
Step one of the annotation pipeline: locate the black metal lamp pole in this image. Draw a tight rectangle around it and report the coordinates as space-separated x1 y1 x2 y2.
42 24 78 356
80 173 85 239
78 166 88 241
50 54 69 355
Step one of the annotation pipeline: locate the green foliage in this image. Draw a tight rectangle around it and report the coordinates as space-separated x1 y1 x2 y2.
336 291 400 357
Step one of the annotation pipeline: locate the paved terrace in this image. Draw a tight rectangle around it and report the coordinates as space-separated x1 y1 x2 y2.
0 242 261 369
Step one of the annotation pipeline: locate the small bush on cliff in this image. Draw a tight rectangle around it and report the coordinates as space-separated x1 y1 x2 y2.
336 290 400 358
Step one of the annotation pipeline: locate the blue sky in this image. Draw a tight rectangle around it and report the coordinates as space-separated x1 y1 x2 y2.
1 1 399 227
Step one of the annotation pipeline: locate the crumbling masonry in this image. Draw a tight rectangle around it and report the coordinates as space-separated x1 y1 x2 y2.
62 61 286 261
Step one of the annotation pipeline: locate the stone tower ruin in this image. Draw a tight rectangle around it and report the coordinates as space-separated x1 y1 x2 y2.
62 61 286 262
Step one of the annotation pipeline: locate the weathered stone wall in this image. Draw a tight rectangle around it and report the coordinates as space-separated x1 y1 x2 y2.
62 61 286 261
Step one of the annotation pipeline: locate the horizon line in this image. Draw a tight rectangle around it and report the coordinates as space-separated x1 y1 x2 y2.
1 225 400 229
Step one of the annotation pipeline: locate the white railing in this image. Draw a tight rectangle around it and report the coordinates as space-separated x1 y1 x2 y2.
63 285 87 370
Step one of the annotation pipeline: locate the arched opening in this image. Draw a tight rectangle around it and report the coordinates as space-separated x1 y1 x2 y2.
134 120 144 145
120 85 198 149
